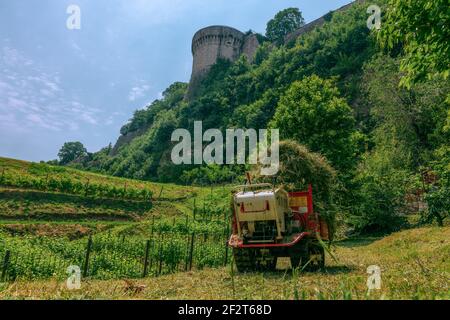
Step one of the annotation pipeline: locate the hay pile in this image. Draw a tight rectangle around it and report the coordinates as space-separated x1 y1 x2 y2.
254 140 337 234
255 140 336 200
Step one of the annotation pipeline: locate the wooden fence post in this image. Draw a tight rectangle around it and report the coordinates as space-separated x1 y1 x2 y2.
184 234 190 271
203 202 206 222
84 178 90 197
193 198 197 220
149 239 154 274
189 232 195 271
224 240 229 266
158 234 164 275
1 250 11 282
142 240 151 278
83 236 93 277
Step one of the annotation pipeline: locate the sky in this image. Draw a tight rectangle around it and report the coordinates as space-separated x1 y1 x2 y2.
0 0 351 162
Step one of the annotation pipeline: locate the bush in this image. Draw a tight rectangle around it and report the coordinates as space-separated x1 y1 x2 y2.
423 146 450 226
350 147 410 233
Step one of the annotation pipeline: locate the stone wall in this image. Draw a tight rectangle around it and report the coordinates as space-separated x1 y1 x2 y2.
242 34 260 63
284 0 364 43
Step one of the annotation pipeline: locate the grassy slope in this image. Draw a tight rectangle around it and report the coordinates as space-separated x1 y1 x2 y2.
0 157 201 201
1 226 448 300
0 157 223 225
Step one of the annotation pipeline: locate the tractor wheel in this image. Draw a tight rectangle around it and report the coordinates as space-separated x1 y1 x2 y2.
306 242 325 271
254 249 277 272
290 243 309 270
233 248 256 272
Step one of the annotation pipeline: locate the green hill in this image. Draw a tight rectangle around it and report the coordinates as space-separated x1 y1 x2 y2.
0 156 227 224
67 0 449 234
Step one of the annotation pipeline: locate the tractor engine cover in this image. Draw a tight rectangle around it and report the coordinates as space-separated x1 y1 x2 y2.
233 187 290 243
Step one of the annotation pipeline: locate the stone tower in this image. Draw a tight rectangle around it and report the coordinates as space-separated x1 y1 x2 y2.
186 25 259 99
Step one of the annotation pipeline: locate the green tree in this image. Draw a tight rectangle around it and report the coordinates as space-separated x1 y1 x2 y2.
362 54 450 167
270 75 362 171
266 8 304 44
379 0 450 87
58 142 87 165
351 146 410 233
351 53 450 232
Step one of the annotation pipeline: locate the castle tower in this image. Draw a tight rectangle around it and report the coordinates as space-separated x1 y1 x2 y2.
186 25 259 99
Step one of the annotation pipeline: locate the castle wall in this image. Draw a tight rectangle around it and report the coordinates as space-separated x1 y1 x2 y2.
187 26 260 99
284 0 362 43
242 34 259 63
191 26 245 80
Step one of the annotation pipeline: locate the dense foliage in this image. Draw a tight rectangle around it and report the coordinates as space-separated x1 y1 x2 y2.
379 0 450 87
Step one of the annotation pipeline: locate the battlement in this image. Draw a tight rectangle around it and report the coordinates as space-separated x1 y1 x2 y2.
192 26 245 56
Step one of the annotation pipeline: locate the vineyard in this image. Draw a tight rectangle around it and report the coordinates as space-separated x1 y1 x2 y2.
0 224 229 281
0 157 205 201
0 157 232 282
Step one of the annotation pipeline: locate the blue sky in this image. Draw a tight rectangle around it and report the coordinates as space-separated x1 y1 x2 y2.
0 0 351 162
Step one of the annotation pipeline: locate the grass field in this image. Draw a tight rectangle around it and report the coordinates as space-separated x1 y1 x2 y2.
0 157 448 300
0 226 448 300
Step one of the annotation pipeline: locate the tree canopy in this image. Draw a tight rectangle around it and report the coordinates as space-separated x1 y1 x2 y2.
270 75 362 171
58 142 87 165
379 0 450 87
266 8 304 44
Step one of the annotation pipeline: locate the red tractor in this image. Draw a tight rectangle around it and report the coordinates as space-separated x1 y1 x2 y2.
228 182 329 272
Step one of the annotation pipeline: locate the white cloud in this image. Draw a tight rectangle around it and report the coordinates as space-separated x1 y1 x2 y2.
7 97 27 109
128 82 151 101
0 45 102 133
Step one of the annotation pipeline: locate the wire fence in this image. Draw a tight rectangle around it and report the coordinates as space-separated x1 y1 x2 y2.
0 230 230 282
